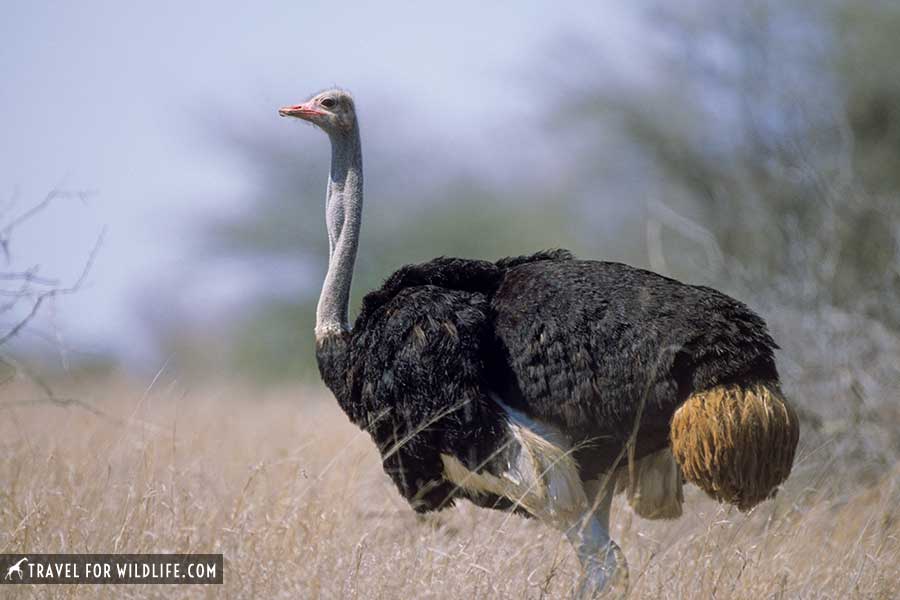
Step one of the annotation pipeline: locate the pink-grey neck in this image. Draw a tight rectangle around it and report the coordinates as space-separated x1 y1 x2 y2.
316 123 363 339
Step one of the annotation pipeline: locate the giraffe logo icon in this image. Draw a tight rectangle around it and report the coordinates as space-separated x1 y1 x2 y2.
4 557 28 581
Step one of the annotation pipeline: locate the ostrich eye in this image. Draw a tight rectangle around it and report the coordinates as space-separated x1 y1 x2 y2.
320 97 337 109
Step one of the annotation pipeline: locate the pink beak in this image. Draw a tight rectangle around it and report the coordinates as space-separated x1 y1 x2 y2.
278 101 326 118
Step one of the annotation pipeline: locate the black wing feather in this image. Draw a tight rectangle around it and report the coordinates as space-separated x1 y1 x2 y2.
490 259 779 478
347 285 509 511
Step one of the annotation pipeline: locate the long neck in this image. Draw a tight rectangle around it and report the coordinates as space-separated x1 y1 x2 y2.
315 123 363 339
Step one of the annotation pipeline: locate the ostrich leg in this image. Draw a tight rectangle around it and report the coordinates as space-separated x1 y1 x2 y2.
567 478 629 598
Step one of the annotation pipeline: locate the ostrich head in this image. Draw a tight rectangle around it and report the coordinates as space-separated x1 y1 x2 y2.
279 88 357 135
279 87 363 339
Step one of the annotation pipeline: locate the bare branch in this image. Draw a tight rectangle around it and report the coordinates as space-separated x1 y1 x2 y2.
0 352 132 428
0 188 115 427
0 188 93 263
0 227 105 347
0 267 59 286
0 282 30 310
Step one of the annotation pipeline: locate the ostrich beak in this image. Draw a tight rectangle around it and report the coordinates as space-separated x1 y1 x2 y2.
278 102 326 119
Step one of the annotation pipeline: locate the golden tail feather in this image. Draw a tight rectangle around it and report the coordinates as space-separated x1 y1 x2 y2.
670 382 800 511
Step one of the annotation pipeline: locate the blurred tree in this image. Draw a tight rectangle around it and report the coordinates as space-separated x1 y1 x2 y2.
838 1 900 193
532 1 900 466
540 0 900 326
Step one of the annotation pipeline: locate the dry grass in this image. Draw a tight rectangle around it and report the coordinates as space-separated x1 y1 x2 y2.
1 379 898 599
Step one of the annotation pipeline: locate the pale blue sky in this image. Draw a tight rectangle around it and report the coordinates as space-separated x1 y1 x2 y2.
0 1 645 365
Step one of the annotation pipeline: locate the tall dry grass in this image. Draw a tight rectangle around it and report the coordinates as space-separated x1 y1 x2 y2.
1 379 898 599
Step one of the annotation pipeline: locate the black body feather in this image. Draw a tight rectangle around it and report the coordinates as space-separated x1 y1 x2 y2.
316 250 779 510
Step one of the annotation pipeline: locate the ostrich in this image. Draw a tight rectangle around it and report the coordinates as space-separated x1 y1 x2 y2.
279 88 799 595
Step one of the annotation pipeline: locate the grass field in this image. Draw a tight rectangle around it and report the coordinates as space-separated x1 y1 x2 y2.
1 379 898 599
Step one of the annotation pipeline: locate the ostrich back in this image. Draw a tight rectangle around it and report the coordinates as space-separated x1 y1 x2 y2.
316 250 779 509
490 258 779 480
